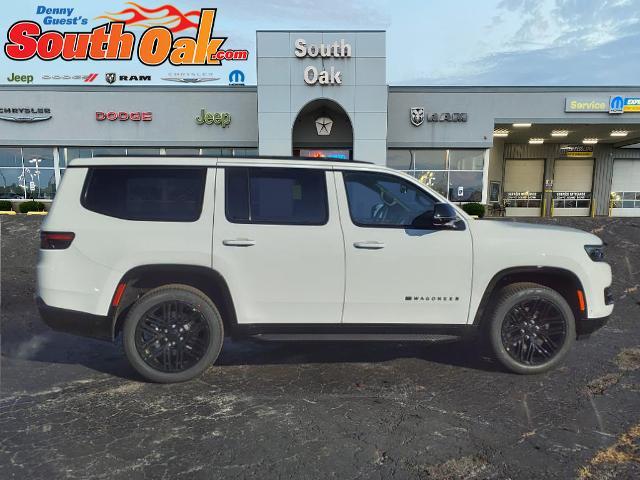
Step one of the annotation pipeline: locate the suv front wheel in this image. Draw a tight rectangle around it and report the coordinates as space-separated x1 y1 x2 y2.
487 282 576 374
122 284 224 383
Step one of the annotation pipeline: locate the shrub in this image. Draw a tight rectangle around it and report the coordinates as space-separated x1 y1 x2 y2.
19 200 46 213
462 202 485 218
0 200 12 211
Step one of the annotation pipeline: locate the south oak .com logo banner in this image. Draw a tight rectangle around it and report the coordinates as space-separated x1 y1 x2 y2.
3 3 249 66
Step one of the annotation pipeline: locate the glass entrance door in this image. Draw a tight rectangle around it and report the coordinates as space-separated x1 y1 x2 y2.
297 148 351 160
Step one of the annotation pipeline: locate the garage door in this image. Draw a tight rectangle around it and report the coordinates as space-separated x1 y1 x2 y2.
552 159 594 217
611 159 640 217
503 159 544 217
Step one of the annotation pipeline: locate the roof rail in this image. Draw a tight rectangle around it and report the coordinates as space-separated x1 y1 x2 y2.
90 154 373 164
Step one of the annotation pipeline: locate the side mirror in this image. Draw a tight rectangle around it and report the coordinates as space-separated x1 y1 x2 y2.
432 202 458 226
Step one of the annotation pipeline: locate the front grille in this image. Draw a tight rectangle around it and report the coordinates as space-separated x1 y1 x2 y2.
604 287 614 305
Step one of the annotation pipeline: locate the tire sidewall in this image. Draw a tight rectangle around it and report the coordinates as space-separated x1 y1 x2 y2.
123 287 223 383
489 286 576 374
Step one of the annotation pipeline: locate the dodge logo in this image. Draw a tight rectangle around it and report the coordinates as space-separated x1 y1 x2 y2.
96 111 152 122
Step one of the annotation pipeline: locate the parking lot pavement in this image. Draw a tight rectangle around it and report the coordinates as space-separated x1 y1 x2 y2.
1 216 639 480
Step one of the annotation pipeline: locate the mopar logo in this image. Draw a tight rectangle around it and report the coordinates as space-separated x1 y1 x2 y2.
229 70 245 85
610 96 624 114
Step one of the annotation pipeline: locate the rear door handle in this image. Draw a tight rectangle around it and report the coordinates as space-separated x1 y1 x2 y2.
223 239 256 247
353 241 386 250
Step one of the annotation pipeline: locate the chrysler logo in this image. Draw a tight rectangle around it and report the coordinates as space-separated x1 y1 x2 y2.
0 107 52 123
162 77 219 84
315 117 333 135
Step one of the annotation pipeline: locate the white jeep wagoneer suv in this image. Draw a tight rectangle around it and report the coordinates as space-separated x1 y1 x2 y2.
37 156 614 382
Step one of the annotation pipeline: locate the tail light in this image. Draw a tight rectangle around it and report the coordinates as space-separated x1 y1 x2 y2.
40 232 75 250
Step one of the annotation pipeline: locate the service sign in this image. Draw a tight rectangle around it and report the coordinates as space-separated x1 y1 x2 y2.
1 1 251 85
552 191 591 200
565 97 608 112
503 191 542 200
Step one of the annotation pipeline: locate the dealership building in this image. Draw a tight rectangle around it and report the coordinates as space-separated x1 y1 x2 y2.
2 30 640 217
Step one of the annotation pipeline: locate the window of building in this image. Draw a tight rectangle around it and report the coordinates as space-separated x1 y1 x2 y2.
201 148 258 157
343 171 436 228
126 148 162 156
448 171 483 202
386 149 412 170
163 148 201 156
62 148 93 167
449 150 485 170
0 147 56 200
0 165 25 199
387 149 486 202
225 167 328 225
92 147 127 157
82 167 206 222
611 191 640 209
414 150 447 170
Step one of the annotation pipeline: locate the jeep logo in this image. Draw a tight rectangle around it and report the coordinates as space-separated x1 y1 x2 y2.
7 73 34 83
195 109 231 127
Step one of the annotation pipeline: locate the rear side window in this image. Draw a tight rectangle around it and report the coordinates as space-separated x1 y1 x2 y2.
82 168 206 222
225 167 328 225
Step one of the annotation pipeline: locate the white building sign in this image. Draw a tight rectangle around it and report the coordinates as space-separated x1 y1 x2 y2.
295 39 352 86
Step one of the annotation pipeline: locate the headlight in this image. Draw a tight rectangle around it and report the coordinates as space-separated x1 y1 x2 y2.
585 245 605 262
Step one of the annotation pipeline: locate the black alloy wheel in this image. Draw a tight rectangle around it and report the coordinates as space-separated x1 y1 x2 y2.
487 282 575 374
123 284 224 383
134 300 211 373
501 297 567 366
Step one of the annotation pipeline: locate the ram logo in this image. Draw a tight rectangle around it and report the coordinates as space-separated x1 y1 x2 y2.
410 107 424 127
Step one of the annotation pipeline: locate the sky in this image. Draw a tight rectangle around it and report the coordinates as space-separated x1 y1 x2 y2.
1 0 639 85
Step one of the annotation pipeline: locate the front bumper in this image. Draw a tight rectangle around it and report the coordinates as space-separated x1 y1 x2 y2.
36 297 113 341
576 315 610 339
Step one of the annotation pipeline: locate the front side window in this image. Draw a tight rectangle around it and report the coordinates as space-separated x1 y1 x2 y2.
343 171 436 228
82 168 206 222
225 167 328 225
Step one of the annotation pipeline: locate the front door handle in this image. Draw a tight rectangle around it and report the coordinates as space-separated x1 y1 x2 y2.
223 239 256 247
353 241 386 250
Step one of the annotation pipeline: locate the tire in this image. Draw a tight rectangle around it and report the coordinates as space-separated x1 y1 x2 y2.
486 282 575 374
123 284 224 383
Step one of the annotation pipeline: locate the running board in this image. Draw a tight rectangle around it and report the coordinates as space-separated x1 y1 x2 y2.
248 333 461 343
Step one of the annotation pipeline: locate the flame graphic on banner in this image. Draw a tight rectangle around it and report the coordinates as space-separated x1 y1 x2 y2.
95 2 200 33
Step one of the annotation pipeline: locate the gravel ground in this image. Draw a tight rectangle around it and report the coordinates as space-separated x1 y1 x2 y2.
0 215 639 480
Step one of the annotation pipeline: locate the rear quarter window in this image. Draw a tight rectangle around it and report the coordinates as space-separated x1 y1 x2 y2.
82 167 206 222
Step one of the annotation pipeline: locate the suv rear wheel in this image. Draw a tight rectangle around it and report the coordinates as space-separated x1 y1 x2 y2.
122 284 224 383
486 282 575 374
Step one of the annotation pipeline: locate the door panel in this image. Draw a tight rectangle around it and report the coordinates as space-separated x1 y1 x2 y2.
336 170 473 325
213 166 345 324
553 159 594 217
503 159 544 217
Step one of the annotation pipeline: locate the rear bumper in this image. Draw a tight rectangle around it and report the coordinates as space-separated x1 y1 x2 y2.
576 315 610 339
36 297 113 341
